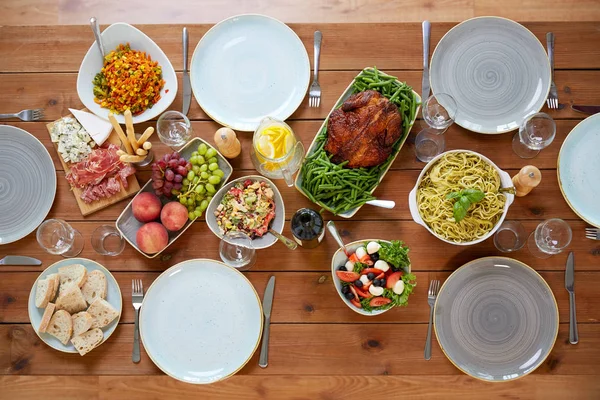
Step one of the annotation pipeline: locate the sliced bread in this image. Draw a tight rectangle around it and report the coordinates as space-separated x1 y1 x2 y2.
35 276 54 308
48 273 60 302
46 309 73 345
81 270 107 305
72 311 93 336
38 302 56 333
55 286 88 314
71 328 104 356
58 264 87 296
87 298 119 329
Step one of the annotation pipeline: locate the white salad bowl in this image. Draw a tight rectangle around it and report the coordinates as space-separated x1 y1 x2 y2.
77 22 177 124
408 150 515 246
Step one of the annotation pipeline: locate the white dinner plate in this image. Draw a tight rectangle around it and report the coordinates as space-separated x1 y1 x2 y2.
140 259 263 384
190 14 310 131
28 258 122 353
430 17 550 134
558 113 600 228
0 125 56 244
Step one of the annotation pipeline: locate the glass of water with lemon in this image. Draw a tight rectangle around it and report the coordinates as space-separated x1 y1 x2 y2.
251 117 304 186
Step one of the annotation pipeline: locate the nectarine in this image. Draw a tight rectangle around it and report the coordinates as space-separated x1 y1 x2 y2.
132 192 162 222
161 202 188 232
136 222 169 254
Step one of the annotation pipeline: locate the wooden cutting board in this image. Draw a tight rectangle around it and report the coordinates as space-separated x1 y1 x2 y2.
46 112 140 216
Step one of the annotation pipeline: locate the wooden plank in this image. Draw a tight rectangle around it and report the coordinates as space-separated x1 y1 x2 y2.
2 271 599 324
0 376 98 400
475 0 600 22
1 23 599 73
0 323 597 376
0 0 58 26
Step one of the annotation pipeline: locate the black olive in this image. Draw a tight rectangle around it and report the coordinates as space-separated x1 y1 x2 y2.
344 291 355 300
380 279 386 287
354 280 363 288
370 252 380 261
372 279 380 287
338 265 347 271
341 285 350 294
367 272 376 280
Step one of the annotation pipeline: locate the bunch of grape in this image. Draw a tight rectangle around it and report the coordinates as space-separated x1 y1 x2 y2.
179 143 225 220
151 151 192 198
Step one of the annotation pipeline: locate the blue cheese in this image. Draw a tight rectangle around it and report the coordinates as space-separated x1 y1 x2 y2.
50 116 96 163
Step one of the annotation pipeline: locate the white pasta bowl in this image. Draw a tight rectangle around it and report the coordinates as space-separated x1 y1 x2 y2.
408 150 515 246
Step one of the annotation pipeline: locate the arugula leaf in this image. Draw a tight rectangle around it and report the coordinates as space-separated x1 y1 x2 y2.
360 297 374 312
377 240 410 269
353 262 367 274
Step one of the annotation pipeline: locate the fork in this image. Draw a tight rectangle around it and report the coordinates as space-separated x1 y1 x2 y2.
585 227 600 240
546 32 558 109
132 279 144 363
424 279 440 360
0 109 44 121
308 31 322 108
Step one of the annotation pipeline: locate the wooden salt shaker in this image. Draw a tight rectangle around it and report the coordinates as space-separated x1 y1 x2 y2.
214 127 241 159
512 165 542 197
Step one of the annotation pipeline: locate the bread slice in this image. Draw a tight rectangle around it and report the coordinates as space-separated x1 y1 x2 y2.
87 298 119 329
46 309 73 345
81 270 107 305
47 273 60 302
58 264 87 296
35 276 53 308
38 302 56 333
71 328 103 356
72 311 93 336
55 286 88 314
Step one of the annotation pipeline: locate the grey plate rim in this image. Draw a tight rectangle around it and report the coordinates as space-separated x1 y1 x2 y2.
433 256 559 382
429 16 551 135
0 125 56 244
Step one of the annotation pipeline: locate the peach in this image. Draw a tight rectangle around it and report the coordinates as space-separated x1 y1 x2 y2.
136 222 169 254
160 202 188 232
132 192 162 222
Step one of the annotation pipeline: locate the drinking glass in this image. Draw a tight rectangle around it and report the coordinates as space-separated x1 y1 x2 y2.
36 219 84 258
493 221 527 252
157 111 192 148
219 231 256 271
91 225 125 256
512 112 556 159
415 93 458 162
527 218 572 259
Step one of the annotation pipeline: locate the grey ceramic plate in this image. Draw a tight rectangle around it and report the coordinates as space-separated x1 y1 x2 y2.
430 17 550 134
206 175 285 249
0 125 56 244
116 137 233 258
434 257 558 382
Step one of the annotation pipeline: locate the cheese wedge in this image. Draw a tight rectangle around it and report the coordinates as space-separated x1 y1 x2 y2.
69 108 112 146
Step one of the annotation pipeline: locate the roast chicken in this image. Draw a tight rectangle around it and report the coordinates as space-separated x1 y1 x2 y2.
324 90 402 168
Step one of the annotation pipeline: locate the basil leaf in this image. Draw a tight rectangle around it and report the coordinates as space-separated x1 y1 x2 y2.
446 191 462 200
463 188 485 203
453 199 468 222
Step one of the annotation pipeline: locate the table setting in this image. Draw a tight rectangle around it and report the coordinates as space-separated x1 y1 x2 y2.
0 13 600 398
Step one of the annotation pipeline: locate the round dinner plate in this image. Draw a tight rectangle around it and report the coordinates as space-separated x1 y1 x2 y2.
434 257 558 382
0 125 56 244
140 259 263 384
190 14 310 131
430 17 550 134
558 113 600 228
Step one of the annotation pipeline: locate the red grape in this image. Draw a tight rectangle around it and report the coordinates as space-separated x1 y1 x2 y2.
157 160 167 169
186 162 192 170
152 180 164 189
167 160 178 169
174 174 183 183
175 165 187 175
178 158 187 166
165 169 175 182
173 182 183 190
154 189 162 196
164 181 174 191
172 152 180 159
162 154 170 162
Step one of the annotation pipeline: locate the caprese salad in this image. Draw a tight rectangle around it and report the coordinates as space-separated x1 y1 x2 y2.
335 240 416 312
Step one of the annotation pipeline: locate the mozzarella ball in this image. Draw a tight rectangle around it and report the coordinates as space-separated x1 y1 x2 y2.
355 247 367 260
367 242 381 254
345 261 355 270
359 275 370 285
369 285 384 296
374 260 390 272
393 280 405 295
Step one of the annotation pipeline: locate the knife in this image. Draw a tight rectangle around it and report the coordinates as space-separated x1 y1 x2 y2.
259 276 276 368
571 104 600 115
182 27 191 115
0 256 42 266
565 251 578 345
422 21 431 100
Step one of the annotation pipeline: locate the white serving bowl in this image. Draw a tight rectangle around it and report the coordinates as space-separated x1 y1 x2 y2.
77 23 177 124
408 149 514 246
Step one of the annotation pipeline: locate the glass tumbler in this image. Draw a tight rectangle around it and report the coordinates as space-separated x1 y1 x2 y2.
36 219 84 258
91 225 125 256
219 231 256 271
528 218 572 259
512 112 556 159
415 93 458 162
157 111 193 148
493 221 527 252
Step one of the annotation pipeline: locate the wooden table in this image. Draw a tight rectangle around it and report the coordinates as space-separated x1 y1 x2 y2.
1 22 599 399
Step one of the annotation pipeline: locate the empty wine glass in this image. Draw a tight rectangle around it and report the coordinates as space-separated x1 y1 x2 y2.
527 218 572 259
36 219 84 258
415 93 458 162
157 111 192 148
512 112 556 159
219 231 256 271
494 221 527 252
91 225 125 256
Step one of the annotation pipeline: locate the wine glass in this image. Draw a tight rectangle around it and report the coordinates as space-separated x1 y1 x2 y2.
415 93 458 162
527 218 572 259
36 219 84 258
493 221 527 252
219 231 256 271
512 112 556 159
91 225 125 256
157 111 192 148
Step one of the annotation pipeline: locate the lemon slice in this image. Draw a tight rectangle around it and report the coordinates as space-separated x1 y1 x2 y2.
283 132 295 153
257 135 276 158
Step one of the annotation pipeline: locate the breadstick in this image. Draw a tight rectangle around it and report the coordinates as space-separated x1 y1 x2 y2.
124 109 139 152
116 149 126 156
136 148 148 156
119 154 146 163
108 113 133 155
142 141 152 150
137 127 155 145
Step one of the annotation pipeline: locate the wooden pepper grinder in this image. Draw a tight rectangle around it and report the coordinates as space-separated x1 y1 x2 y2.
214 127 241 159
512 165 542 197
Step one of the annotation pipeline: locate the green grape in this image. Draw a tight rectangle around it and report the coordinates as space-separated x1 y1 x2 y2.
171 189 180 196
208 157 218 164
187 204 194 211
187 171 195 180
194 184 205 194
199 164 208 172
191 151 199 157
213 169 224 178
193 176 200 184
208 162 219 171
194 210 203 218
182 178 190 186
198 143 208 155
205 148 217 159
206 195 213 203
206 183 216 194
188 211 196 220
196 155 206 165
200 171 209 179
192 165 201 174
208 175 221 185
190 155 198 164
195 193 203 202
179 196 187 205
199 199 209 211
187 198 195 206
